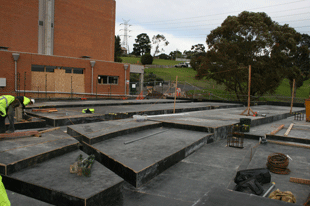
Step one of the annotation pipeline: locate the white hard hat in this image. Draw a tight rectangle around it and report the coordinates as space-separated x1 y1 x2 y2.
31 99 35 104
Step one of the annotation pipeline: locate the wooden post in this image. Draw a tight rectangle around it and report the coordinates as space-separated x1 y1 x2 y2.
284 123 294 136
241 65 255 116
173 76 178 113
270 124 284 135
290 79 295 114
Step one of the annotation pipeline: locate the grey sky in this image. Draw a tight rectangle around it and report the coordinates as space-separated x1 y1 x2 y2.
115 0 310 54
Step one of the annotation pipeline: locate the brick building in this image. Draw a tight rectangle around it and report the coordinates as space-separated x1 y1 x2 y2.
0 0 129 98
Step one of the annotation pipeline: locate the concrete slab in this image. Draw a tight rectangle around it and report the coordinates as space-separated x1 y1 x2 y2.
149 105 305 141
7 190 54 206
0 129 79 175
68 119 162 145
28 99 190 108
3 149 124 206
195 187 297 206
77 120 213 187
246 143 310 204
27 102 242 126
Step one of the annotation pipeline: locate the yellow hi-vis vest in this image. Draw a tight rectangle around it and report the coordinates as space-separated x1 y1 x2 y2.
23 97 31 106
0 95 15 117
0 175 11 206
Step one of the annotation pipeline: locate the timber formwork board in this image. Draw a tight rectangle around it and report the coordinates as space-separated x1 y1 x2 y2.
2 150 124 206
68 119 214 187
0 130 79 175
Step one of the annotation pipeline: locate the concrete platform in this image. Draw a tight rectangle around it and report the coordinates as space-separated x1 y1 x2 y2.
149 105 305 141
69 119 213 187
27 102 242 126
29 99 190 108
4 117 46 130
243 116 310 145
3 149 124 206
7 190 54 206
0 129 79 175
120 138 309 205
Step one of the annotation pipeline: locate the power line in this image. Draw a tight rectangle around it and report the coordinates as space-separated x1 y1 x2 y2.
139 7 310 26
139 0 307 24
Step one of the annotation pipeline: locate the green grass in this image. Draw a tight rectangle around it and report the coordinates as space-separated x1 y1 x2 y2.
121 57 183 65
123 56 310 100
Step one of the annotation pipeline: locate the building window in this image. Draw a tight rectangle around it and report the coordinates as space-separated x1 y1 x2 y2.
64 67 72 73
46 66 55 72
31 65 45 72
73 68 83 74
98 75 118 84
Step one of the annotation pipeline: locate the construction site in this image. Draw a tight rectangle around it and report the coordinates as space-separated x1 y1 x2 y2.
1 0 310 205
0 97 309 206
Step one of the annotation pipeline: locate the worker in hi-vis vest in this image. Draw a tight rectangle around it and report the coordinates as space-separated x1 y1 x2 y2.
16 96 35 120
0 175 10 206
0 95 20 133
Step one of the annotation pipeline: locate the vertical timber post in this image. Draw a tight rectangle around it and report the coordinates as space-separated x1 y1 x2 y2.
173 76 178 113
290 79 295 114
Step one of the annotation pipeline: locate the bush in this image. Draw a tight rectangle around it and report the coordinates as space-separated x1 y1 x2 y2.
141 53 153 65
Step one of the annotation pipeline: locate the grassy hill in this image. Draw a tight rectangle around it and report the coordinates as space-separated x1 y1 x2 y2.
123 57 310 100
121 57 183 65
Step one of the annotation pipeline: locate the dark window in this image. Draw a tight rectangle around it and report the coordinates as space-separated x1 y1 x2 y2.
64 67 72 73
31 65 44 72
109 76 118 84
73 68 84 74
46 66 55 72
98 75 118 84
102 76 108 84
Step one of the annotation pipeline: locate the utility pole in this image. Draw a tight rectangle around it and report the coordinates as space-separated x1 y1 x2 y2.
120 19 131 54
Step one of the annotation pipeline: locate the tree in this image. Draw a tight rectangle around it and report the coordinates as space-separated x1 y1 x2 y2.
169 50 182 60
191 44 205 54
286 34 310 96
158 53 170 60
152 34 169 57
114 35 122 62
196 11 302 100
141 53 153 65
132 33 151 56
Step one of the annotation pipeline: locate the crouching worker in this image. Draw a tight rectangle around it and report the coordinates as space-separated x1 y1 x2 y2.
0 95 20 134
0 175 10 206
16 96 35 120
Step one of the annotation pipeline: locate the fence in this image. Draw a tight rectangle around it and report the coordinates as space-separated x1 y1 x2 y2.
129 80 308 104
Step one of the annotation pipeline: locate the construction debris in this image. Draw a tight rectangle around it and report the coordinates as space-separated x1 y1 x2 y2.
289 177 310 185
32 108 58 113
0 130 40 139
266 153 290 175
70 154 95 177
284 123 294 136
234 168 271 195
269 189 296 203
270 124 285 135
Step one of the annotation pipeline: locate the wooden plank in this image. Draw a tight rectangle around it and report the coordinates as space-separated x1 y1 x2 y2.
0 131 40 139
289 177 310 185
39 127 60 134
284 123 294 136
270 124 285 135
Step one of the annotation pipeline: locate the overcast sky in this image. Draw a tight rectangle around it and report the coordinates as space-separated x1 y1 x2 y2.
115 0 310 55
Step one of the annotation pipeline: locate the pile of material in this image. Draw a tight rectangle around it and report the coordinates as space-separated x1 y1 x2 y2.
70 154 95 177
266 153 290 174
269 189 296 203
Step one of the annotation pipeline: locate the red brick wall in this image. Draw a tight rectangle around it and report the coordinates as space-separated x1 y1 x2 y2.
0 0 38 53
0 51 129 98
0 0 116 61
54 0 116 61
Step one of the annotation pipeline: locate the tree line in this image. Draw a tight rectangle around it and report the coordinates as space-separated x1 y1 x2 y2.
115 11 310 99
